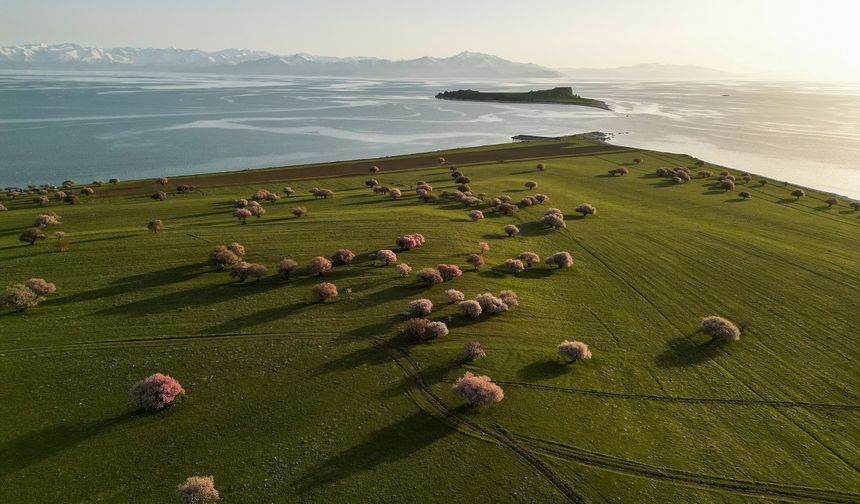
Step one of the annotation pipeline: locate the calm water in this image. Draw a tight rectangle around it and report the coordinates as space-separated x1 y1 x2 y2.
1 71 859 198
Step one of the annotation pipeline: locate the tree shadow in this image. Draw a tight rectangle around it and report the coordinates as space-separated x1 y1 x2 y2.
202 301 311 334
377 357 462 399
654 335 723 368
52 264 209 306
724 198 747 203
813 205 833 211
517 359 570 380
0 410 141 479
294 411 452 493
702 190 727 195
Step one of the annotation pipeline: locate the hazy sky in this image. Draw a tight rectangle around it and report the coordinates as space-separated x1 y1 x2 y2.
2 0 858 79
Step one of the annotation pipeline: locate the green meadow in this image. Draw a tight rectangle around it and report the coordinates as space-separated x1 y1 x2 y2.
1 137 858 503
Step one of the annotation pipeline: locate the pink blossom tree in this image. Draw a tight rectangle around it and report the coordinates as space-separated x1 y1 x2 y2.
476 292 508 313
416 268 443 286
0 284 41 311
558 341 592 363
147 219 163 233
311 282 338 302
25 278 56 296
463 341 486 361
152 191 167 201
292 206 308 217
395 263 412 277
468 210 484 221
176 476 219 504
465 254 485 271
452 372 504 406
309 256 333 276
458 299 482 318
437 264 463 280
525 181 537 190
208 246 240 269
699 316 741 342
575 203 597 217
371 249 398 266
545 251 574 269
408 298 434 317
478 241 490 254
130 373 184 411
233 208 252 224
426 321 448 339
503 224 519 237
445 289 465 303
331 248 356 266
277 258 299 280
518 252 540 267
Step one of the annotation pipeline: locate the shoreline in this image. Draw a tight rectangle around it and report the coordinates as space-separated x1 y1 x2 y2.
3 132 855 202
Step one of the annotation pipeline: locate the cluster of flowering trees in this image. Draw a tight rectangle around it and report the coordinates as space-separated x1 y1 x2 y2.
0 278 57 311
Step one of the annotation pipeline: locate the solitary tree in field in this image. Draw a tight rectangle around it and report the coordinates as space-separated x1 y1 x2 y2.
739 191 751 200
463 341 486 361
292 206 307 218
825 197 838 208
233 208 252 224
408 298 433 317
109 178 120 184
403 318 429 340
157 177 169 186
147 219 163 233
502 258 525 274
699 316 741 342
176 476 219 504
416 268 443 286
389 188 402 200
452 372 504 407
476 292 508 314
283 187 295 197
504 224 519 237
469 209 484 221
519 252 540 267
0 284 42 311
331 248 356 266
575 203 597 217
277 258 299 280
426 321 449 339
558 341 592 363
34 213 61 228
478 241 490 254
536 163 545 171
395 263 412 277
545 251 574 269
445 289 465 303
525 181 537 190
437 264 463 281
541 212 566 229
438 157 446 165
152 191 167 201
371 249 398 266
130 373 184 411
311 282 338 302
20 228 47 245
365 179 378 188
370 165 380 173
533 194 549 204
208 246 240 269
499 290 518 309
465 254 485 271
791 189 805 200
309 256 333 276
396 233 426 250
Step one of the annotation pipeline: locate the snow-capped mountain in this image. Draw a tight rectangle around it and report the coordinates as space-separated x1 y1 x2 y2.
0 43 562 77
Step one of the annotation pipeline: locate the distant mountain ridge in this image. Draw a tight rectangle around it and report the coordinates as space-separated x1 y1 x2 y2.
561 63 734 80
0 43 562 77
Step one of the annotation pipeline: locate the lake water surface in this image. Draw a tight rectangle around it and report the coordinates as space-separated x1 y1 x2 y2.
1 72 858 198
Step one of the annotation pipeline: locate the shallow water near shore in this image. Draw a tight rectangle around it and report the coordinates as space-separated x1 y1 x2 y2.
1 71 858 198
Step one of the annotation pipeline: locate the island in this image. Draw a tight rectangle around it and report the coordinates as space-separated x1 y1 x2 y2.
435 86 611 110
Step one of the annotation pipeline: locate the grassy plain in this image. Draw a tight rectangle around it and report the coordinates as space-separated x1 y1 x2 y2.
1 136 858 503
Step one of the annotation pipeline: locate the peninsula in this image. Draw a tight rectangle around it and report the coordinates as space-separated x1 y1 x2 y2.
435 86 611 110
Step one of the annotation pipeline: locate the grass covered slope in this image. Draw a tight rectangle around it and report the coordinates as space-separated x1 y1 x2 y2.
1 137 858 503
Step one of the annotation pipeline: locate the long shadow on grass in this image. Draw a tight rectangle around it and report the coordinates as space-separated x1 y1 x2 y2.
378 357 463 399
53 264 209 306
295 411 452 493
654 335 723 368
95 278 285 317
202 301 313 334
0 410 140 479
518 359 569 380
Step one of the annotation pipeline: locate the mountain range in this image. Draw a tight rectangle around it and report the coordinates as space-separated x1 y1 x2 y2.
0 43 734 80
0 43 561 78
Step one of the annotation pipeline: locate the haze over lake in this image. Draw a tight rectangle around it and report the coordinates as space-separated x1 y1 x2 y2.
2 71 858 198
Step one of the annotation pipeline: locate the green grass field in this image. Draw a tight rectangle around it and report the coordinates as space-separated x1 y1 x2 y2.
1 137 858 503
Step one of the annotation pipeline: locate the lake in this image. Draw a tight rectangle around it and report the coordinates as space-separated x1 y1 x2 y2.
1 71 859 199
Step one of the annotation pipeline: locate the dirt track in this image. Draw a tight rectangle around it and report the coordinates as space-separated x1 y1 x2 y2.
104 141 634 195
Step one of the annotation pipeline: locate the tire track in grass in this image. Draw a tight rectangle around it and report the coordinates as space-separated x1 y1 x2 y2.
387 340 859 503
517 435 860 504
457 379 860 411
374 338 587 504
